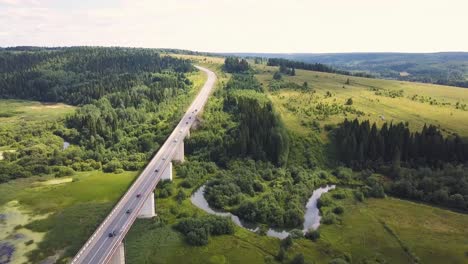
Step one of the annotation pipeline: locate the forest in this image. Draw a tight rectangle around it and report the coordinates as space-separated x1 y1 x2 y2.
334 119 468 211
267 58 373 78
0 47 195 183
0 47 192 104
334 119 468 168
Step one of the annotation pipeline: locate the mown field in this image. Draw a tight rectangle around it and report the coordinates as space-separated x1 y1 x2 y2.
253 64 468 138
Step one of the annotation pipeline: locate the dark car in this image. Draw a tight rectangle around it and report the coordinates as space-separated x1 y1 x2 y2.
186 122 189 124
155 169 159 173
108 230 117 237
189 116 192 119
126 209 132 214
136 194 141 198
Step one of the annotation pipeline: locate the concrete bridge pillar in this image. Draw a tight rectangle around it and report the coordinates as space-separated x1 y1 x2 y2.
137 192 155 218
173 142 184 162
109 242 125 264
161 162 173 181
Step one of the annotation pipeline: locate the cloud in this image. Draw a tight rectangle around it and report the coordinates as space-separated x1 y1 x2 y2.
0 0 467 52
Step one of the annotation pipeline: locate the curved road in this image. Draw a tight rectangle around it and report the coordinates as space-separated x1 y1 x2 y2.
71 66 216 264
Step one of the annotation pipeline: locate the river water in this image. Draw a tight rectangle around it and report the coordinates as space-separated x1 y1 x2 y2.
190 184 336 239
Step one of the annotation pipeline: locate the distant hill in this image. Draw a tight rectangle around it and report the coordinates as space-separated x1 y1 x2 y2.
221 52 468 88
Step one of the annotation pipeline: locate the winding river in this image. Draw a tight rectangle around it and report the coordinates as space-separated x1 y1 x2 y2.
191 184 336 239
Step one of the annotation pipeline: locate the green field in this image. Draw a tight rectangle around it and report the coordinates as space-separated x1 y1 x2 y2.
0 99 75 125
318 189 468 264
0 170 138 263
253 64 468 138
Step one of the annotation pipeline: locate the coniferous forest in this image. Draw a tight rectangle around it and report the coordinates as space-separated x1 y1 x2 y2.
334 119 468 211
0 47 195 183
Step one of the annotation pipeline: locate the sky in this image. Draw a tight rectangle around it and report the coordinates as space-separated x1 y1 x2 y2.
1 0 467 53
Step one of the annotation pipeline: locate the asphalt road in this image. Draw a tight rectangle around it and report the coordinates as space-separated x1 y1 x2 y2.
71 66 216 264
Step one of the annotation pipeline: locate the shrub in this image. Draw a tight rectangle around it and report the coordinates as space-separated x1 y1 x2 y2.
276 247 286 261
333 206 344 215
103 159 123 173
186 228 208 246
273 71 282 80
322 212 337 225
305 230 320 241
174 216 234 246
332 191 346 199
291 253 305 264
280 236 293 249
289 229 304 239
354 190 364 202
54 166 75 177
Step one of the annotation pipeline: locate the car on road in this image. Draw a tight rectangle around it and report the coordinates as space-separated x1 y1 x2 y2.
126 209 132 214
155 169 159 173
189 116 192 119
174 138 178 143
136 194 141 198
179 129 183 133
108 230 117 237
186 121 189 124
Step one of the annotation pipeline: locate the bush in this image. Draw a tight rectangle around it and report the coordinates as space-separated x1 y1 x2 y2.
176 190 187 203
273 71 282 80
186 228 208 246
276 247 286 261
103 159 123 173
353 190 364 202
54 166 75 177
280 236 293 249
305 230 320 241
289 229 304 239
333 206 344 215
332 191 346 199
290 253 305 264
322 212 337 225
174 216 234 246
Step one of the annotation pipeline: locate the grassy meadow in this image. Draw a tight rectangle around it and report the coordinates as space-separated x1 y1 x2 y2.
318 189 468 264
0 99 75 125
253 64 468 138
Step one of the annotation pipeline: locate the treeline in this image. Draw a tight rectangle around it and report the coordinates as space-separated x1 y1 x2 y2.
267 58 373 78
387 165 468 211
0 47 192 105
222 57 249 73
175 215 234 246
334 119 468 169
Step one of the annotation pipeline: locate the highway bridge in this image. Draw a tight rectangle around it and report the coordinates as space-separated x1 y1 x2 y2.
71 66 216 264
